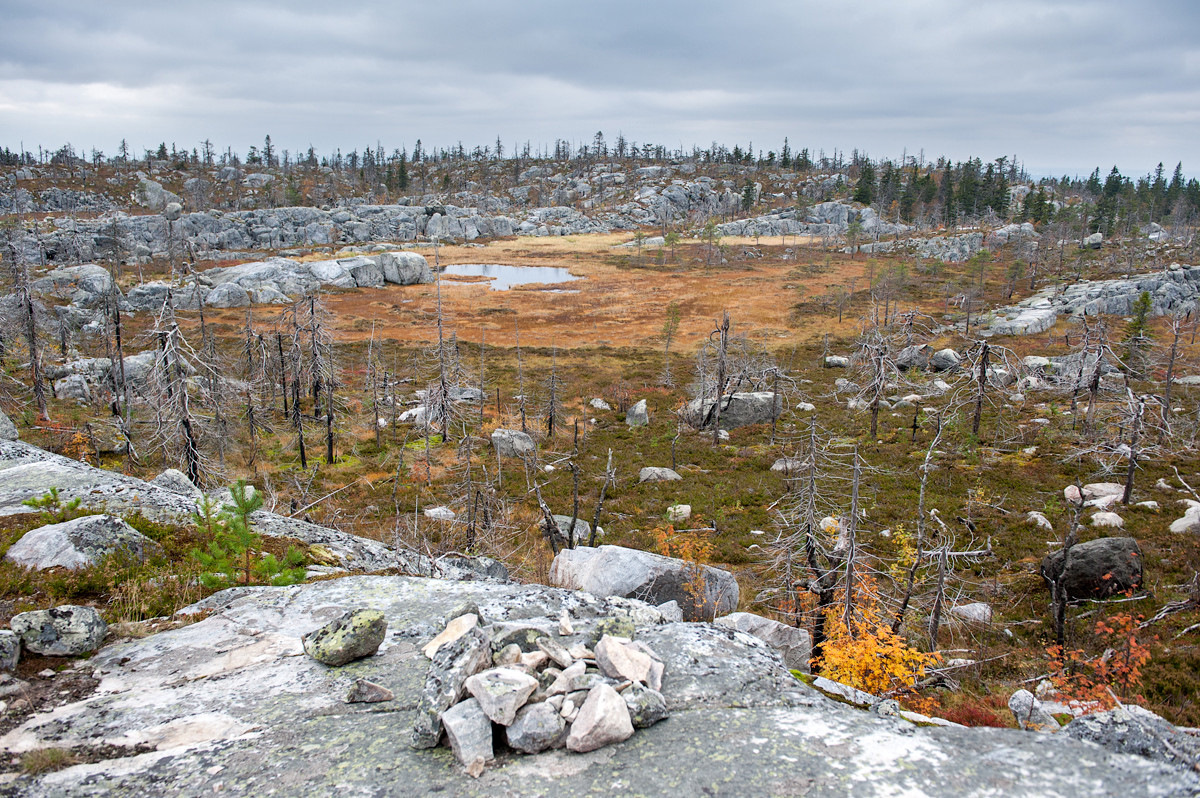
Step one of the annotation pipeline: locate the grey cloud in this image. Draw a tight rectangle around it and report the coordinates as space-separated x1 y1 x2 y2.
0 0 1197 175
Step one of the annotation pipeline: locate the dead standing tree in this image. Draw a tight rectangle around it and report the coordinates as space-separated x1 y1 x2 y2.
1 226 49 420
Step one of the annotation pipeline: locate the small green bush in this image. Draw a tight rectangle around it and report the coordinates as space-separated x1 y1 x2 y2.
191 482 305 589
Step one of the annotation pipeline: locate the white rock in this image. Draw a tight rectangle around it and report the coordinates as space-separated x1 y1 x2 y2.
424 506 456 522
1027 511 1053 531
1091 512 1124 528
423 614 480 659
949 602 993 624
595 635 654 684
565 683 634 752
464 667 539 726
667 504 691 522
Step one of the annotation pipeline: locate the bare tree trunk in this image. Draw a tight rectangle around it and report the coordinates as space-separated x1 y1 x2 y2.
1122 392 1143 505
927 545 948 651
712 312 730 444
972 342 989 437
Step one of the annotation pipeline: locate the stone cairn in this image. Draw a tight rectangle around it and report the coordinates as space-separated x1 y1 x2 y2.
410 608 669 776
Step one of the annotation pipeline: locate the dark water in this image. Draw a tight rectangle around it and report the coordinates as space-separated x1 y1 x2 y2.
440 263 581 291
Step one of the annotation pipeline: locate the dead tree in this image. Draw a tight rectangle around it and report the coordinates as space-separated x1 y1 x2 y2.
2 228 49 420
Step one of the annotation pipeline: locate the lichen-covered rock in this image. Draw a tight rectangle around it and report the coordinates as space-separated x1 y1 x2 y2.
0 409 17 442
505 701 567 754
411 625 492 748
684 392 782 430
0 630 19 671
5 514 161 571
621 682 669 728
550 544 738 621
1065 704 1200 768
151 468 203 498
1009 689 1061 732
638 467 681 483
10 605 107 656
1041 537 1143 600
930 348 962 371
625 399 650 427
0 575 1193 797
302 609 387 666
491 428 535 458
714 611 812 673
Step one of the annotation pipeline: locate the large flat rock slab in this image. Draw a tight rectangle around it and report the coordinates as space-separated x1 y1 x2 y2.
0 575 1190 797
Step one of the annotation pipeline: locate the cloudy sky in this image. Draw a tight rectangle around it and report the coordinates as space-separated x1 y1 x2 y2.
1 0 1197 177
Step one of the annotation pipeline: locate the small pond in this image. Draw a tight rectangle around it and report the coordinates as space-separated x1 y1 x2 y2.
439 263 581 291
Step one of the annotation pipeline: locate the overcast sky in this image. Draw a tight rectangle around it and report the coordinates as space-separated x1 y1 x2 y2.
1 0 1197 178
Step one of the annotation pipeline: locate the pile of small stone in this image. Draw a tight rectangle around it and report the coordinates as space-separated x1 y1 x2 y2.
411 608 669 776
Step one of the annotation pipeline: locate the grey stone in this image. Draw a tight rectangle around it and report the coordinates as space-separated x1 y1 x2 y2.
684 392 782 430
347 259 385 288
626 399 650 427
896 344 932 371
552 515 591 545
0 409 17 441
378 251 432 285
301 609 387 666
163 202 183 222
411 625 492 748
1065 704 1200 768
1008 689 1061 732
205 282 252 308
622 682 670 728
595 634 654 683
505 701 567 754
565 683 634 752
464 667 538 725
346 678 394 704
589 398 612 410
10 605 107 656
714 611 812 673
5 514 161 571
440 697 494 770
930 348 962 371
151 468 203 498
491 428 536 458
0 631 19 671
1084 232 1104 249
55 373 92 403
948 603 993 624
0 575 1193 796
1041 537 1143 600
638 467 682 483
550 544 739 621
824 355 850 368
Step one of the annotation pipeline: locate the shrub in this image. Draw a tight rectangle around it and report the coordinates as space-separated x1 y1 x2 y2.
191 482 305 589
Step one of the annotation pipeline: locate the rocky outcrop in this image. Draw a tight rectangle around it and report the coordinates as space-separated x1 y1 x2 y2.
0 439 498 579
549 544 738 621
0 575 1192 796
857 232 986 263
1041 537 1144 600
4 514 161 571
986 264 1200 337
714 611 812 673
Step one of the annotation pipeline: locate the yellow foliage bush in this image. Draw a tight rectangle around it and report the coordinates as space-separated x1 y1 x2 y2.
814 575 939 696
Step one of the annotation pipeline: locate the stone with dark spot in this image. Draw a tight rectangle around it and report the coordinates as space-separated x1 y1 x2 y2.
10 605 107 656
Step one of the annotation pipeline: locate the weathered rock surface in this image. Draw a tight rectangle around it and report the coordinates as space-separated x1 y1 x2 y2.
987 265 1200 336
150 468 203 498
464 667 538 725
625 399 650 427
440 697 494 771
1065 704 1200 768
4 514 161 571
505 701 566 754
10 605 107 656
0 575 1192 796
684 391 783 430
491 428 535 458
0 409 17 442
714 611 812 673
0 631 19 671
1008 689 1061 732
1041 537 1144 600
565 683 634 752
549 544 739 621
302 609 387 666
0 439 494 577
346 678 394 704
411 625 493 749
638 467 682 483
